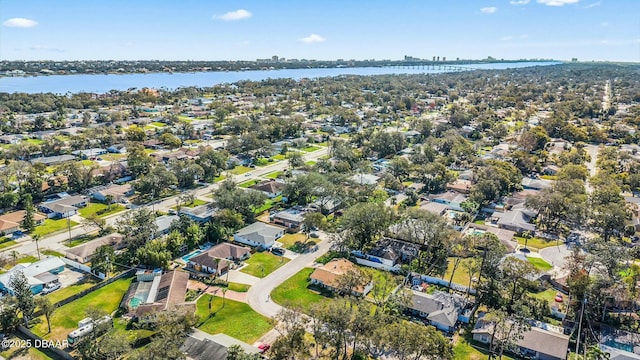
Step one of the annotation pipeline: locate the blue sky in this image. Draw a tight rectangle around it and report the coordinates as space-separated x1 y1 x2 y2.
1 0 638 62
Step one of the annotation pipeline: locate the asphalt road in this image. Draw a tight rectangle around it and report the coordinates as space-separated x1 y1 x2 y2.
8 147 329 257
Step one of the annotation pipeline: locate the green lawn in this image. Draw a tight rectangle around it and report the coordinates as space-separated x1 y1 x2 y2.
305 161 317 166
45 277 99 304
230 166 252 175
78 202 126 219
443 257 476 288
67 235 96 248
515 236 561 250
41 249 64 257
302 145 321 152
196 295 272 344
32 218 79 237
100 153 127 161
151 121 166 127
273 154 286 161
214 175 226 182
265 171 284 179
527 257 553 272
238 179 260 188
24 138 44 145
171 198 208 210
278 233 307 248
33 277 132 340
178 115 194 122
240 251 289 278
17 255 39 264
80 159 95 166
271 267 330 313
227 282 251 292
252 195 283 214
0 239 17 250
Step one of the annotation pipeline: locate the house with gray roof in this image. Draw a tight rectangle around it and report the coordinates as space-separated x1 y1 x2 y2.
178 204 215 223
491 203 536 234
0 257 66 295
38 194 89 218
233 222 284 249
351 173 380 186
406 290 468 333
155 215 179 236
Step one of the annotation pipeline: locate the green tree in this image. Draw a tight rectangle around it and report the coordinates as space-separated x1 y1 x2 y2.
8 270 35 326
34 296 55 333
337 202 395 250
20 193 35 232
126 144 155 178
91 245 115 278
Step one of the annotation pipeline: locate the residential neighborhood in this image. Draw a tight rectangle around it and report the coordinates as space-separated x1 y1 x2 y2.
0 58 638 360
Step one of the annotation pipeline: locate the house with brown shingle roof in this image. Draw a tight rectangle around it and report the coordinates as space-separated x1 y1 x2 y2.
309 258 373 296
0 210 46 236
249 180 285 198
65 233 125 264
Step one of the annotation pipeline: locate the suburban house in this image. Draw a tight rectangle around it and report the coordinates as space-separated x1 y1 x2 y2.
472 316 570 360
249 180 285 198
65 233 125 264
121 270 194 318
446 179 473 194
491 203 536 234
427 191 468 212
521 177 553 191
309 258 373 296
310 197 343 215
0 210 46 236
270 208 306 231
186 254 230 276
351 237 419 272
180 334 260 360
38 194 90 218
107 144 127 154
155 215 180 236
351 173 380 186
419 200 449 216
0 257 66 294
178 204 216 223
86 183 134 203
71 148 107 159
233 222 284 249
406 290 469 333
198 243 251 262
30 154 76 166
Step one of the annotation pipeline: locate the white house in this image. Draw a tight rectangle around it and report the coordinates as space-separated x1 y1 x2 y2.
233 222 284 249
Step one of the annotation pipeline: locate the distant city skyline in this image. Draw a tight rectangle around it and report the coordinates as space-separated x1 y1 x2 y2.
1 0 639 62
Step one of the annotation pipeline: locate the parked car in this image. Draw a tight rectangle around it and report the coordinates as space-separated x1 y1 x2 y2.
258 343 271 353
41 283 61 295
309 232 319 238
271 247 285 256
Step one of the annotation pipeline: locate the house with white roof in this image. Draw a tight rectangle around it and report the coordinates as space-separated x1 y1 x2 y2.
233 222 284 249
0 257 66 294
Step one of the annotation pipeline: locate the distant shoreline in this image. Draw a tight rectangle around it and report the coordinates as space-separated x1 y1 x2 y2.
0 59 557 79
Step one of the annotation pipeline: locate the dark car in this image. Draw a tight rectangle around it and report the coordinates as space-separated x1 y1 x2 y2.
271 247 285 256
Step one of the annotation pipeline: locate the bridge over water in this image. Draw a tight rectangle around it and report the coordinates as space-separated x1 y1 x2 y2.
383 62 478 72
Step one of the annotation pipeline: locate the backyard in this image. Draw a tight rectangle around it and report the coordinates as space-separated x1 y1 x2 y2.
240 251 289 278
271 267 330 313
196 295 272 344
45 276 100 304
265 171 284 179
230 166 252 175
32 218 79 237
78 202 126 218
443 257 476 288
32 277 132 340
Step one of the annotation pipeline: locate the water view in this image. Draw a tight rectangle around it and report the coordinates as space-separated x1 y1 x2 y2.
0 62 560 94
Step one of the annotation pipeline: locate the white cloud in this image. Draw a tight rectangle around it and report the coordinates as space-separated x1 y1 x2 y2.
29 45 64 52
500 34 528 41
480 7 497 13
536 0 579 6
3 18 38 28
299 34 326 43
584 1 601 8
510 0 531 4
215 9 252 21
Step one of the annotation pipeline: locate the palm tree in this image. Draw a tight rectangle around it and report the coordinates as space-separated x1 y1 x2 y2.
586 345 611 360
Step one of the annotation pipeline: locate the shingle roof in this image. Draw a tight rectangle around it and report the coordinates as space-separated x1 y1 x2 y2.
235 222 283 245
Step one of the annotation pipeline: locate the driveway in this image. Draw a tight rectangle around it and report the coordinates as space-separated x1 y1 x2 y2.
539 244 572 278
246 232 333 318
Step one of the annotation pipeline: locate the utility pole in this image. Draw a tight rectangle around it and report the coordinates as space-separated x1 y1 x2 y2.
575 297 587 355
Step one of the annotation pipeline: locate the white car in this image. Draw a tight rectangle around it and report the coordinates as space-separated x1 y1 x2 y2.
40 283 61 295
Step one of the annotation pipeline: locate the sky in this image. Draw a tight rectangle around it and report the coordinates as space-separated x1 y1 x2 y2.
1 0 639 62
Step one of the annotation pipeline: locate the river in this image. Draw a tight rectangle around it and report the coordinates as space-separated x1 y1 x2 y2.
0 62 560 94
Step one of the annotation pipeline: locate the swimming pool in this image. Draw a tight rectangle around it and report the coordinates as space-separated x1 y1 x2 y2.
128 297 143 309
182 249 204 262
605 340 634 353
